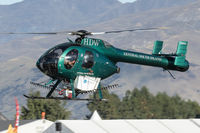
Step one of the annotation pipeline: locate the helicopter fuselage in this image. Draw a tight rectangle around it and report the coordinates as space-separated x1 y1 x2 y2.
36 42 119 81
36 38 189 81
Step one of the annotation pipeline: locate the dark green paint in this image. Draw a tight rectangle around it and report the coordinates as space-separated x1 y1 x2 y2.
98 85 103 99
152 40 163 55
57 45 118 80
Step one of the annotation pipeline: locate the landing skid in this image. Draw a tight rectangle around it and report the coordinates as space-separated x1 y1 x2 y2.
23 94 107 101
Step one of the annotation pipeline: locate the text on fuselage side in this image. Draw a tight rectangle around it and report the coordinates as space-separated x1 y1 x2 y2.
123 52 162 61
83 39 100 46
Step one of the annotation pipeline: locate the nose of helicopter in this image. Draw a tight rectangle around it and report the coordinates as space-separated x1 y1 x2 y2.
36 43 70 78
36 57 43 72
36 55 58 78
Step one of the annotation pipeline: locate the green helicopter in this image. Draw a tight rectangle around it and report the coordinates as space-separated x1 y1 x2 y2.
2 28 189 100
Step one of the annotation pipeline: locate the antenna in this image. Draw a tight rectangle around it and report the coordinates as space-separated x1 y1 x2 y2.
163 69 176 79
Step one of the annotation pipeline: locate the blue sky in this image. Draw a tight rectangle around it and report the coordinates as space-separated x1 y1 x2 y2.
0 0 136 5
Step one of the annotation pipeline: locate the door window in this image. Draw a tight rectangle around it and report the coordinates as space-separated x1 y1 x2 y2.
82 51 94 69
64 49 78 69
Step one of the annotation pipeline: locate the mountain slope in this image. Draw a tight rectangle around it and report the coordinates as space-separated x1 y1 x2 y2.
0 0 196 32
0 112 7 121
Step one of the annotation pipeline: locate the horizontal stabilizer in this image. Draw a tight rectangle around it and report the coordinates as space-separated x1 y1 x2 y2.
152 40 163 55
175 56 186 66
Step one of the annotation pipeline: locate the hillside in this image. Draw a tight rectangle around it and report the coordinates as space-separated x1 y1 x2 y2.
0 0 196 33
0 0 199 119
0 113 7 121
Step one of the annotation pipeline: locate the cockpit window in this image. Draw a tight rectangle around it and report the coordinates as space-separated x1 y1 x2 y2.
82 51 94 69
45 45 69 59
64 49 78 69
54 49 62 55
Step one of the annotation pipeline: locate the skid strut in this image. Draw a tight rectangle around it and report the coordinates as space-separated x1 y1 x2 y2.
29 80 119 100
46 80 61 98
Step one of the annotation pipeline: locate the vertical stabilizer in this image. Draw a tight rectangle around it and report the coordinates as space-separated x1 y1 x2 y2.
174 41 188 67
152 40 163 55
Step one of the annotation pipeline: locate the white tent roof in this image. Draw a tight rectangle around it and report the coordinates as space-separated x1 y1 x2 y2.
58 120 107 133
2 111 200 133
58 119 200 133
159 119 200 133
90 110 102 120
0 119 53 133
55 111 200 133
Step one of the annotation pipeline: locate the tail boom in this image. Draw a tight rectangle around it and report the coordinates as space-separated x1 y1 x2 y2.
112 41 189 72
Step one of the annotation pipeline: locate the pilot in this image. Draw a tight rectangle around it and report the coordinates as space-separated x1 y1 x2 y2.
64 50 78 69
64 58 76 69
68 60 76 66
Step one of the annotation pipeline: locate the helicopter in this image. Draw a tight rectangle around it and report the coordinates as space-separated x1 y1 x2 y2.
1 28 189 100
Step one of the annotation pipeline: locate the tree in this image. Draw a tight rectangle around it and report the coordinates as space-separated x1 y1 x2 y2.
87 87 200 119
119 87 155 119
87 89 121 119
21 91 70 121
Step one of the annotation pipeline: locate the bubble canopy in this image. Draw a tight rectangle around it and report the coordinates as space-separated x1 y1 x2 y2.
36 43 78 78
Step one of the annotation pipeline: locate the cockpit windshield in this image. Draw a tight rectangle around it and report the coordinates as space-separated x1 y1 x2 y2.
37 43 72 77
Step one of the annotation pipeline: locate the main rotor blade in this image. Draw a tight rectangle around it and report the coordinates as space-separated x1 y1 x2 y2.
0 31 72 35
0 27 168 36
91 27 168 35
